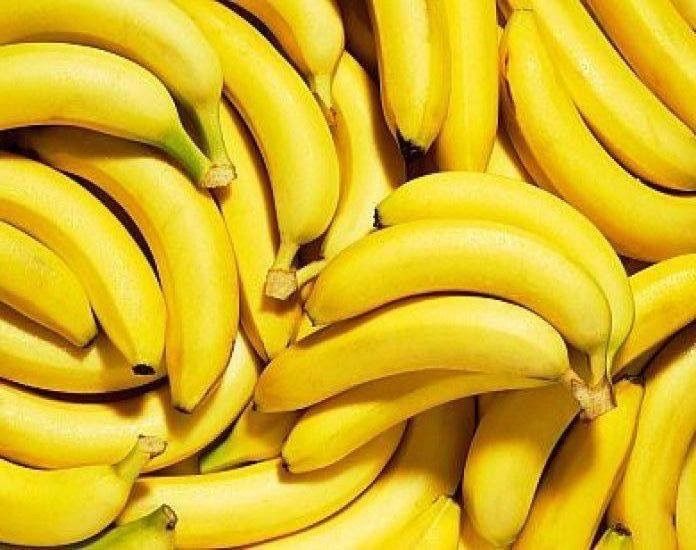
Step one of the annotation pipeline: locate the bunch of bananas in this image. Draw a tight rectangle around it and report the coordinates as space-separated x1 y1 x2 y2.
0 0 694 548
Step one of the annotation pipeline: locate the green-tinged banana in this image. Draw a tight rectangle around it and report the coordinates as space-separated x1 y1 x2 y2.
200 404 299 473
305 219 612 390
0 436 165 546
367 0 450 156
0 152 165 372
486 127 532 183
79 505 177 550
227 0 344 120
338 0 378 74
516 380 644 550
0 334 257 472
677 440 696 549
154 454 202 477
20 126 238 413
251 400 475 549
459 510 501 550
500 0 696 191
170 0 339 298
0 43 216 186
434 0 498 170
594 527 634 550
257 295 569 412
671 0 696 28
0 221 95 345
117 424 404 548
586 0 696 131
500 10 696 260
386 496 460 549
0 0 233 183
608 325 696 550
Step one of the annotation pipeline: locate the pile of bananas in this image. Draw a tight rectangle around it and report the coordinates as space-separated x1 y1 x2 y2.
0 0 694 548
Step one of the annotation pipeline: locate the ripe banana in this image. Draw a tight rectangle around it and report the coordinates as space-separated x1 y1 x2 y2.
386 495 460 549
117 424 404 548
594 527 634 550
366 0 450 156
257 295 569 412
486 127 532 183
305 219 611 389
671 0 696 28
338 0 378 75
170 0 339 299
586 0 696 131
200 404 299 473
0 152 165 372
0 333 257 472
0 0 233 182
516 380 644 550
459 510 500 550
0 435 165 546
608 325 696 550
0 220 95 346
500 0 696 191
501 10 696 260
83 505 177 550
21 126 238 413
677 440 696 549
227 0 344 120
434 0 498 170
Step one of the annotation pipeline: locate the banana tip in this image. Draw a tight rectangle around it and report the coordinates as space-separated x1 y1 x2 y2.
265 269 297 300
201 164 236 188
396 133 426 161
132 363 157 376
137 435 168 458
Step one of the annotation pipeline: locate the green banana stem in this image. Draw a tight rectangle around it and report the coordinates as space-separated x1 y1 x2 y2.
113 435 167 483
81 505 177 549
192 99 236 176
162 126 232 188
594 525 633 550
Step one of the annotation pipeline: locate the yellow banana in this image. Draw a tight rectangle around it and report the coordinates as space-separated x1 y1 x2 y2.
257 295 569 412
586 0 696 131
0 221 95 346
0 334 257 472
0 152 165 372
677 440 696 550
387 496 460 549
501 10 696 260
305 219 612 389
256 400 475 549
117 424 404 548
671 0 696 28
338 0 378 75
200 404 299 473
608 325 696 550
500 0 696 191
170 0 339 298
83 505 177 550
367 0 450 156
21 126 238 413
516 380 644 550
594 527 634 550
153 454 202 477
0 436 165 547
459 510 501 550
0 0 233 182
434 0 498 170
486 127 532 183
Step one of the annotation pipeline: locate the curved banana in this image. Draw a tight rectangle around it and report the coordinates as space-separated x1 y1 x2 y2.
305 219 611 389
501 10 696 260
677 440 696 549
500 0 696 191
170 0 339 299
83 505 177 550
387 496 460 549
257 295 569 412
0 436 165 546
256 400 475 549
338 0 377 74
459 511 500 550
0 0 233 182
0 152 165 372
608 325 696 550
434 0 498 170
671 0 696 28
486 128 532 183
367 0 450 156
516 380 644 550
0 334 257 472
117 424 404 548
594 527 634 550
0 221 95 345
586 0 696 130
21 126 238 413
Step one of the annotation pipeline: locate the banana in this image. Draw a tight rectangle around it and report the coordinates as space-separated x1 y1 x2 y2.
0 0 233 183
500 0 696 191
170 0 339 299
305 219 612 390
677 440 696 550
608 325 696 550
200 404 299 473
594 527 634 550
434 0 498 171
257 295 569 412
486 127 532 183
227 0 344 120
0 333 257 472
386 496 460 549
0 221 95 345
516 380 644 550
459 510 501 550
292 312 321 343
282 370 553 472
0 435 165 546
366 0 450 156
0 152 165 372
81 505 177 550
117 424 404 548
338 0 378 75
501 10 696 260
21 126 238 413
154 454 202 477
586 0 696 131
671 0 696 28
